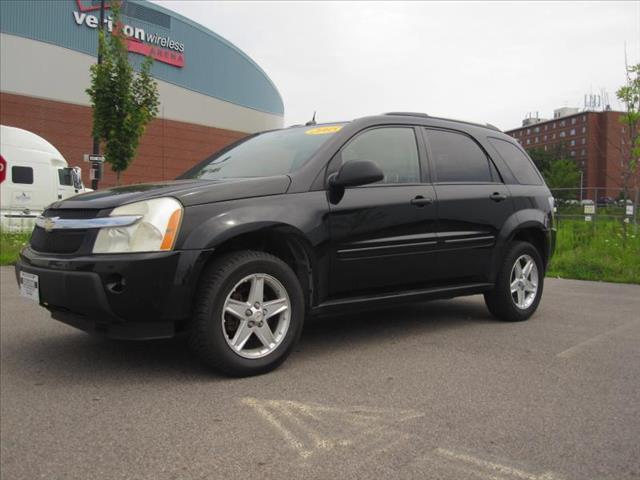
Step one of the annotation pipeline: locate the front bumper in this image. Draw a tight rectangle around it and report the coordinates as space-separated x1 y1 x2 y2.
15 246 214 339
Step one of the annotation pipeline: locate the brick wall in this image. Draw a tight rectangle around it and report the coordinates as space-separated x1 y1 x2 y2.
0 92 247 188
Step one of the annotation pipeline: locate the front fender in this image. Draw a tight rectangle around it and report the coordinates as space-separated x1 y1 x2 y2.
176 192 329 251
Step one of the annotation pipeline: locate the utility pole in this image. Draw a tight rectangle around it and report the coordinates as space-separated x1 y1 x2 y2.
91 0 106 190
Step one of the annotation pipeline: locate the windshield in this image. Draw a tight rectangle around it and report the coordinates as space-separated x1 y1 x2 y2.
183 124 345 180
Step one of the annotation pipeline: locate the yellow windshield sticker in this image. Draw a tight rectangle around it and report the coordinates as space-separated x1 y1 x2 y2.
305 125 343 135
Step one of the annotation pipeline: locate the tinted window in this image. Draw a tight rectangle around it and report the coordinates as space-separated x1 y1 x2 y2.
426 129 493 183
12 166 33 184
489 138 543 185
342 128 420 184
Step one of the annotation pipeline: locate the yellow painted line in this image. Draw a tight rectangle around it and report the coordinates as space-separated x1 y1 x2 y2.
556 320 640 358
434 448 563 480
241 397 313 459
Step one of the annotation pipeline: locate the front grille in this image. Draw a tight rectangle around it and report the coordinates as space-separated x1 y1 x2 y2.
44 209 100 220
30 209 101 254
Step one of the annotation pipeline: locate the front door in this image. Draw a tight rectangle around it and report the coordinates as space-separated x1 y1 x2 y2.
328 126 438 297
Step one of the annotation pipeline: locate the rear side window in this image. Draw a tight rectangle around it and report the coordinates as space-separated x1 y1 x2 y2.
11 166 33 184
341 127 420 184
489 138 543 185
425 129 495 183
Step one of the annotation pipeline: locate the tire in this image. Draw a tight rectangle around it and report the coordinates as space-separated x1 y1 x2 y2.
484 241 544 322
189 250 305 377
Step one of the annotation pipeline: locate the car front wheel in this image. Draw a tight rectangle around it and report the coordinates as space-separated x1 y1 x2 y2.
189 250 304 376
484 241 544 322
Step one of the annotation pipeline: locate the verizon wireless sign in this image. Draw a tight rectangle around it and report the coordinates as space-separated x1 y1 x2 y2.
72 4 185 67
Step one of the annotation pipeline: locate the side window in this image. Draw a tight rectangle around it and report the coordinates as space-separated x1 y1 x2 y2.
58 168 73 186
425 129 494 183
488 138 543 185
12 166 33 184
341 127 420 184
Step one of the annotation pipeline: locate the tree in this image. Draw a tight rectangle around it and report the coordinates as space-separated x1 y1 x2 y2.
542 158 581 200
528 143 571 174
86 2 159 185
616 62 640 199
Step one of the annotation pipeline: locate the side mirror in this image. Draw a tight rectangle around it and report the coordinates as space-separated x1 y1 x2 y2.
329 160 384 189
70 167 83 190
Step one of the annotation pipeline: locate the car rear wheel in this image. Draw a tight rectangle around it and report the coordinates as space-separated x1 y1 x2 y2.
484 241 544 322
189 250 304 376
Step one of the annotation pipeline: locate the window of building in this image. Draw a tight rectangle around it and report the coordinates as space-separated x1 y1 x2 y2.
534 126 540 133
571 118 576 125
582 126 586 134
581 138 586 145
342 127 420 184
526 139 531 145
552 122 556 128
544 125 548 131
570 139 576 146
535 137 539 143
543 135 547 141
559 131 566 138
560 120 566 127
11 166 33 184
488 138 543 185
580 149 586 156
552 133 556 139
544 145 548 151
570 150 575 156
426 129 496 183
582 115 586 122
570 128 576 135
526 128 531 135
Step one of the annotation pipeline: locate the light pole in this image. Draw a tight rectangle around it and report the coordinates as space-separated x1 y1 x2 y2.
91 0 106 190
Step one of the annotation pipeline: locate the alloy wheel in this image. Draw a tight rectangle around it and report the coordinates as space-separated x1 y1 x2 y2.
221 273 291 359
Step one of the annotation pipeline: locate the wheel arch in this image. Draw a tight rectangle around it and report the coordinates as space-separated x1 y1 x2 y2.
192 223 319 313
491 210 551 282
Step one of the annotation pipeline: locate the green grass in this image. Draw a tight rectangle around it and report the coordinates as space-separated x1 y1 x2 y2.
1 220 638 284
0 232 30 266
547 219 640 284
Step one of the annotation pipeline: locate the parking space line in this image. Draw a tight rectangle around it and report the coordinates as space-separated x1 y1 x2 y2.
434 448 563 480
556 320 640 359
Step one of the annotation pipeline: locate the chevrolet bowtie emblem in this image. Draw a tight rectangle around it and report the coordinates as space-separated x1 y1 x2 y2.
42 217 57 233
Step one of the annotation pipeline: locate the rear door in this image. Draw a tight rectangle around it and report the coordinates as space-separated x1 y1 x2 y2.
327 126 439 296
423 128 514 283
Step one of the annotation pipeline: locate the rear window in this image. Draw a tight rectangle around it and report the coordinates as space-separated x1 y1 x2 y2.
489 138 543 185
12 166 33 184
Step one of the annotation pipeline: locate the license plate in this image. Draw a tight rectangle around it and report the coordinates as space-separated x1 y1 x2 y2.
19 271 40 303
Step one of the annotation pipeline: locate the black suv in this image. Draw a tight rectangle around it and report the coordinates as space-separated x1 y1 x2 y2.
15 113 555 376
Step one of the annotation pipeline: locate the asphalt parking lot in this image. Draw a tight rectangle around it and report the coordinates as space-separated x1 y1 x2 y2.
1 266 639 480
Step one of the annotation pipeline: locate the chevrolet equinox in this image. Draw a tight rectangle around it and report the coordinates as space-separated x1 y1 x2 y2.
15 113 556 376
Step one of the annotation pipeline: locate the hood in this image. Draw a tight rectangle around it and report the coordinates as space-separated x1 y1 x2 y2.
48 176 292 210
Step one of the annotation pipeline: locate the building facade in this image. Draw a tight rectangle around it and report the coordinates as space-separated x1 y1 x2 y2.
506 109 635 196
0 0 284 188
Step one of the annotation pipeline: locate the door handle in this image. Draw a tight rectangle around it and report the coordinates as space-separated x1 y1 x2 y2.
489 192 507 202
411 195 433 207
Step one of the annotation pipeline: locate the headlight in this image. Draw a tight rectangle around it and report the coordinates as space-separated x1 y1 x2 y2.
93 197 183 253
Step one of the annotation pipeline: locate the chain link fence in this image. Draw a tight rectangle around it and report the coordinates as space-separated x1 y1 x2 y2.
550 187 639 229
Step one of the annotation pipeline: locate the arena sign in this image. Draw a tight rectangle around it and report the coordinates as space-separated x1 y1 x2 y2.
72 3 185 68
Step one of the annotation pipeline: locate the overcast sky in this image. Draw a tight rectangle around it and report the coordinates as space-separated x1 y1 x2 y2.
152 1 639 130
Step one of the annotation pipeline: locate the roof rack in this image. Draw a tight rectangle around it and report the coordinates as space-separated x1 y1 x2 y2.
383 112 429 118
